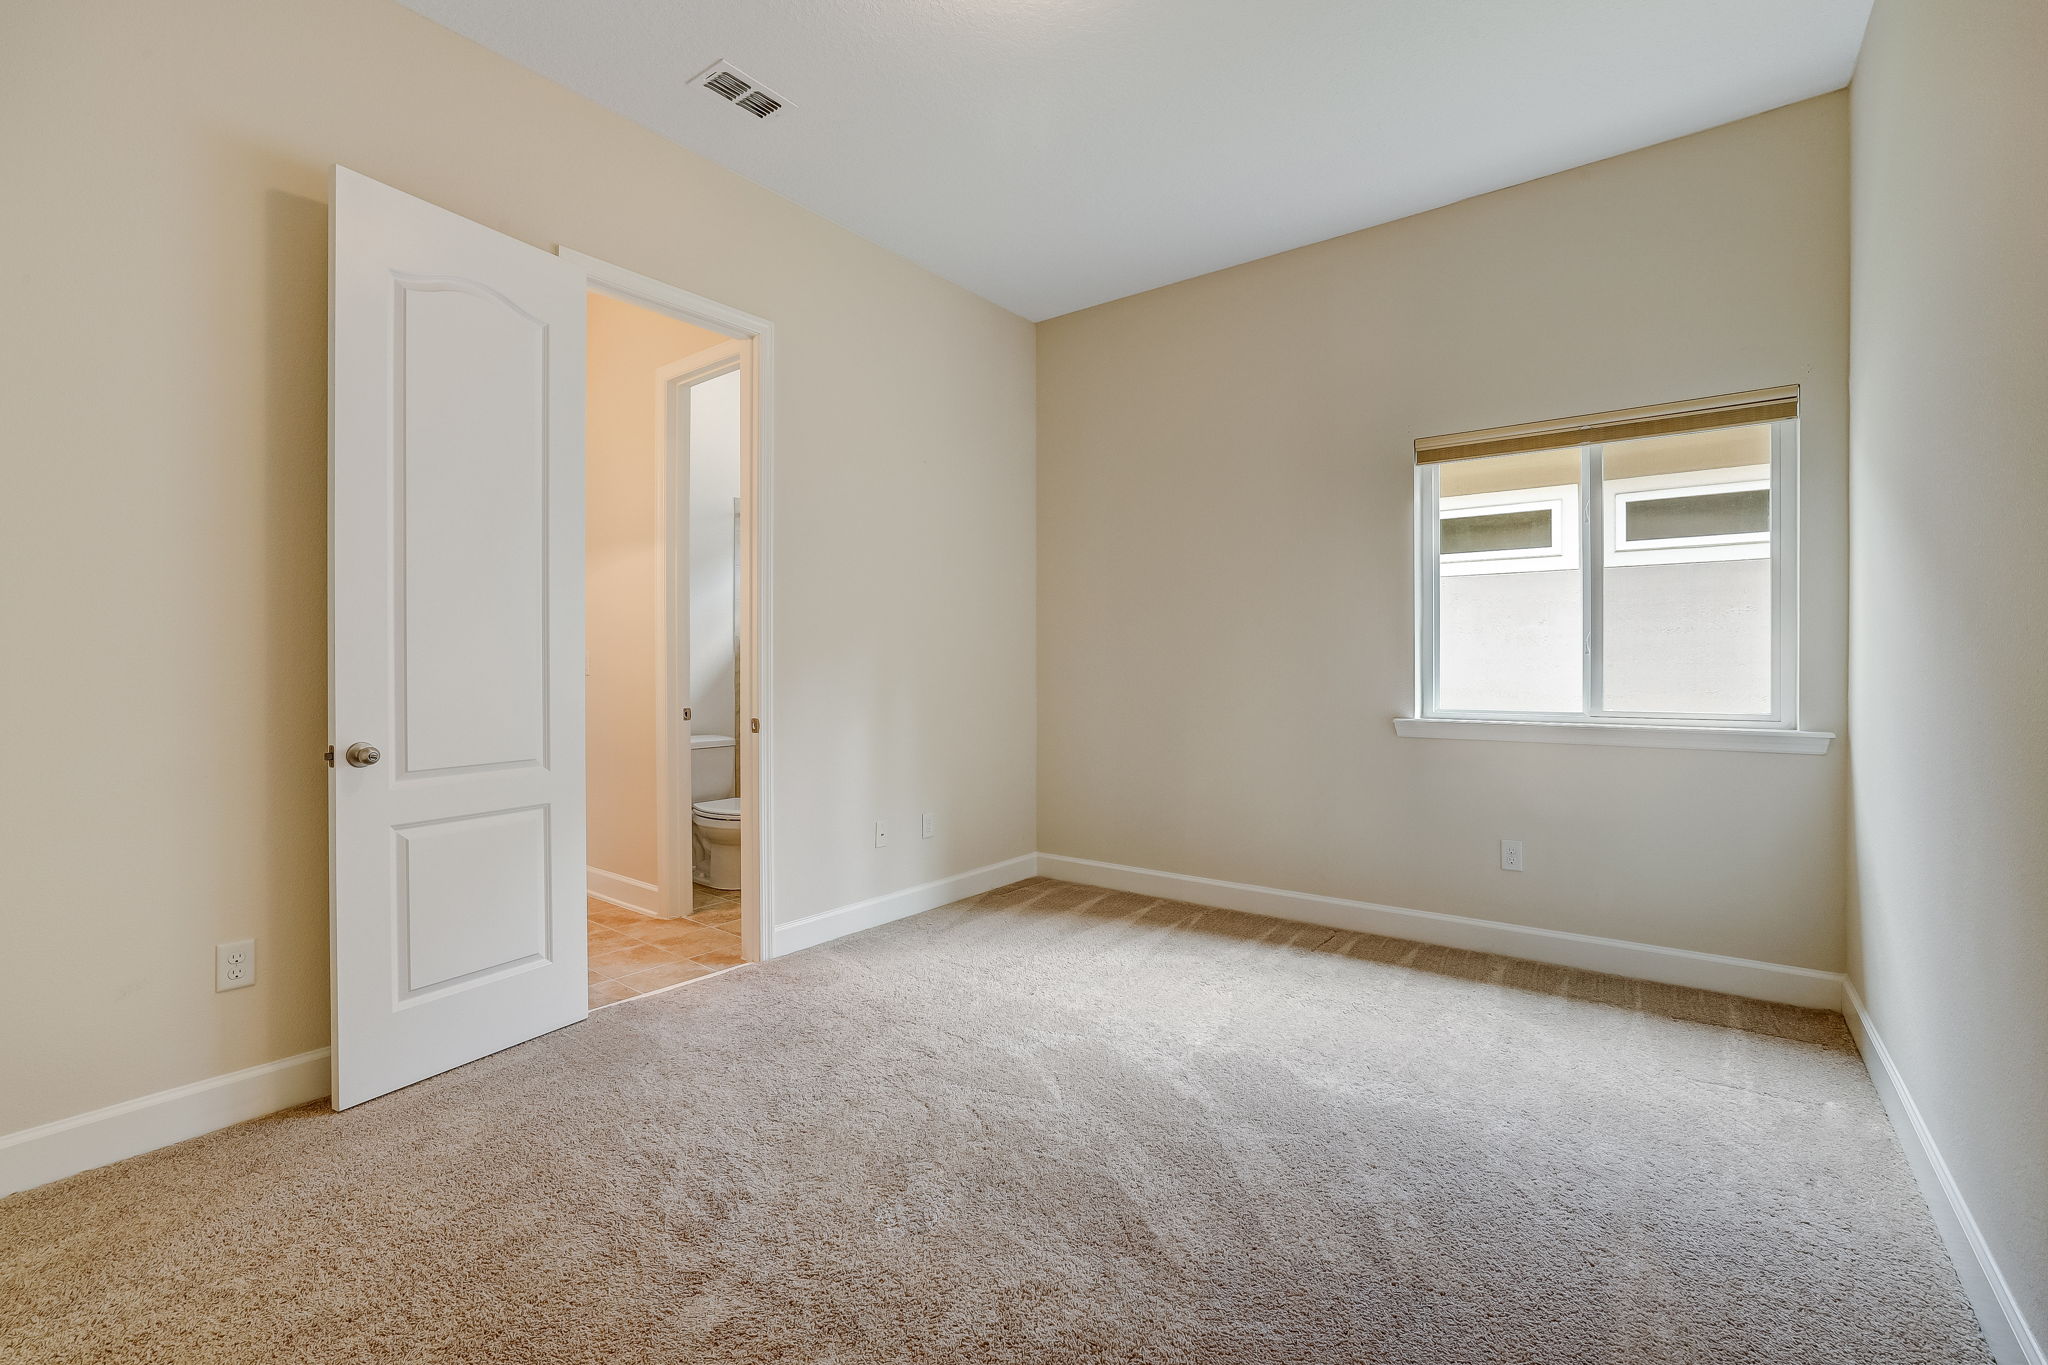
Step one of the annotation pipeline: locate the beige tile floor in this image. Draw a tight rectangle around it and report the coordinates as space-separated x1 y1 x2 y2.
587 885 743 1007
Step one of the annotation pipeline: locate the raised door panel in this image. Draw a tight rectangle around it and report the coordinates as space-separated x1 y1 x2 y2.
398 283 550 777
396 807 551 996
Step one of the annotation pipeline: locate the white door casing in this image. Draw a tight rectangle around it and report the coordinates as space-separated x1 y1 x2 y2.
655 343 744 918
329 167 588 1109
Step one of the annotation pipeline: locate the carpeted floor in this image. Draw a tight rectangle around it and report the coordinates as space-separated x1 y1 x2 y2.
0 878 1991 1364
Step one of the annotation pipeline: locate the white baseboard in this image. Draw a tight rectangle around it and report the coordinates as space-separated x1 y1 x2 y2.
0 1048 331 1199
587 866 662 917
768 853 1040 957
1845 984 2043 1365
1037 853 1844 1010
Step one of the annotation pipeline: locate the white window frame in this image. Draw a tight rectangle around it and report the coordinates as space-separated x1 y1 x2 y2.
1410 419 1810 738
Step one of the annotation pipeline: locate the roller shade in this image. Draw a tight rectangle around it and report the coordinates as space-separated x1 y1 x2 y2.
1415 386 1798 465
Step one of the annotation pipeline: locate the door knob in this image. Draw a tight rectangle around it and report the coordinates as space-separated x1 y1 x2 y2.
345 742 382 768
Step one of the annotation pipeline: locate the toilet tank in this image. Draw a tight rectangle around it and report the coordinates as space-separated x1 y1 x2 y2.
689 734 736 803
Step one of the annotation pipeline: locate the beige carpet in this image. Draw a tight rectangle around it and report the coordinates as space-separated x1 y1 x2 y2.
0 878 1990 1363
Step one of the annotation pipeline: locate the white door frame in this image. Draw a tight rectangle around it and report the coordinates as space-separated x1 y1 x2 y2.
563 250 772 964
654 341 743 922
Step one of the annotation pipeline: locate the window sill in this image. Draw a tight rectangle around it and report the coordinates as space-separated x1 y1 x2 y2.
1392 717 1834 755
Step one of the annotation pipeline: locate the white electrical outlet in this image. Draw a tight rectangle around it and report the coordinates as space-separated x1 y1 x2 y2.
874 821 889 849
921 812 935 839
216 939 256 991
1500 840 1524 872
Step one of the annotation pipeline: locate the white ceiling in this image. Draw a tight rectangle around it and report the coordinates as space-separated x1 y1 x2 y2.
395 0 1872 320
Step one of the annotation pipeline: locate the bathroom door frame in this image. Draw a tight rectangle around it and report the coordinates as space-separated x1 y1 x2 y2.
564 249 772 965
654 340 743 923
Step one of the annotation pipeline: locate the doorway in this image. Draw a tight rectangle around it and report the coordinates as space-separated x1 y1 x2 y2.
577 273 769 1007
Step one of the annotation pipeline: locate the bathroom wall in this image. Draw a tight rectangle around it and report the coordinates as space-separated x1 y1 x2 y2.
689 370 743 772
1848 0 2048 1352
586 294 725 891
1037 94 1849 971
0 0 1038 1140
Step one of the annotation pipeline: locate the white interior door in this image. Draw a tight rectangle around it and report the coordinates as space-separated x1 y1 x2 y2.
328 167 587 1109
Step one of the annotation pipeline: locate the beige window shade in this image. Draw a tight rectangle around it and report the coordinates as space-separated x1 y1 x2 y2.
1414 386 1798 465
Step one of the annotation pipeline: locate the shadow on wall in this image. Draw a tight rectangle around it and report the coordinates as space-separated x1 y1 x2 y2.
220 155 333 1062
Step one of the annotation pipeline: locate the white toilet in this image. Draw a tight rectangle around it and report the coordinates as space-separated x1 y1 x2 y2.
688 734 742 890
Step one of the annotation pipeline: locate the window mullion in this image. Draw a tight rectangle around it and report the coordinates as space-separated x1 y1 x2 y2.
1581 445 1603 719
1770 419 1796 726
1418 464 1441 718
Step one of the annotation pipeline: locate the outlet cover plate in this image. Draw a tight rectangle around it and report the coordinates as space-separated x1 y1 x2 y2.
216 939 256 991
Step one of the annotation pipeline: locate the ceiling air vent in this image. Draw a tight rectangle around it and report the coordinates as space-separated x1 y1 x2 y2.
693 60 788 120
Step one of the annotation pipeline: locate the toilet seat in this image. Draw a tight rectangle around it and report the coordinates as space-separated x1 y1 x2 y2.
691 797 742 824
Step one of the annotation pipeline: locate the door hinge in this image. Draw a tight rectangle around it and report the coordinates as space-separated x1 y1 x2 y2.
750 717 760 733
324 745 335 767
682 707 692 721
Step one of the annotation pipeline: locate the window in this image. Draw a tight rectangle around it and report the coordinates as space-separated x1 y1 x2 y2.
1438 491 1577 575
1412 391 1800 730
1608 476 1770 563
1442 504 1552 557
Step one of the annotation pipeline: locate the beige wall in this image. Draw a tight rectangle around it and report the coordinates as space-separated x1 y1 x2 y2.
1037 94 1849 970
584 294 723 889
0 0 1037 1135
1849 0 2048 1347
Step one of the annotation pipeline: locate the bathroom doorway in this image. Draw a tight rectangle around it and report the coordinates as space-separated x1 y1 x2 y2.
575 261 770 1008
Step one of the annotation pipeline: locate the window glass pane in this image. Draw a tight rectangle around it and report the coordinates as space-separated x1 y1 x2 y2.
1600 424 1773 715
1622 487 1769 542
1436 448 1582 713
1442 507 1552 555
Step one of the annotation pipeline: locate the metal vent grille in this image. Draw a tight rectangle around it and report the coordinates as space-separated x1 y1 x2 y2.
703 69 751 101
693 60 787 121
